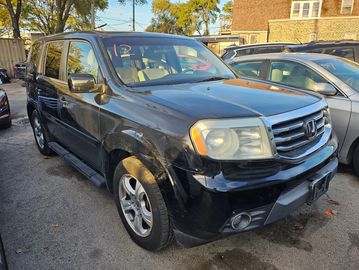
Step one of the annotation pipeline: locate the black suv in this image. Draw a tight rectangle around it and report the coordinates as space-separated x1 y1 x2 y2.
26 32 338 250
288 40 359 63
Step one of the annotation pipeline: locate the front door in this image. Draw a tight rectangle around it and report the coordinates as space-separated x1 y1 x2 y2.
57 41 103 171
37 41 66 138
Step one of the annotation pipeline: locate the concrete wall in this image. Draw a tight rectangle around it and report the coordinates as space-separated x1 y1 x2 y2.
269 16 359 43
0 39 26 77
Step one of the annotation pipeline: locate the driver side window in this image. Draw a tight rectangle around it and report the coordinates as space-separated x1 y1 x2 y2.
267 61 327 91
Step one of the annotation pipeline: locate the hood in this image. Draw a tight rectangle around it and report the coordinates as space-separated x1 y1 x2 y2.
135 78 322 119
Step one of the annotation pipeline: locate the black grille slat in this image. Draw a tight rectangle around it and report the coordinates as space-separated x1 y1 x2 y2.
272 109 326 155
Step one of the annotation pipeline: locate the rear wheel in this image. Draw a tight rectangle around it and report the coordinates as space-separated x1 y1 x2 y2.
113 156 173 251
353 145 359 177
30 111 52 156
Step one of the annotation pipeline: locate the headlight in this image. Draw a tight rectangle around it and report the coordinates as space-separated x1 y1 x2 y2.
190 118 274 160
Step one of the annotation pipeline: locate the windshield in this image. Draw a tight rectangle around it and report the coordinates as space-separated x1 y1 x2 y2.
314 58 359 92
102 36 235 87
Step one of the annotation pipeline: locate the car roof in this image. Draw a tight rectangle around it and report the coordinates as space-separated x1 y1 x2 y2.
228 52 342 63
34 31 193 43
289 40 359 50
224 42 297 51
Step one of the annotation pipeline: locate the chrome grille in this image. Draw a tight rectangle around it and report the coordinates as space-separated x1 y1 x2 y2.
272 109 326 155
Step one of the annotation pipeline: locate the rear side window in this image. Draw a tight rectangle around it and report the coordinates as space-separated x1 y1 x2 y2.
235 49 251 57
45 41 64 79
231 61 263 78
222 50 235 60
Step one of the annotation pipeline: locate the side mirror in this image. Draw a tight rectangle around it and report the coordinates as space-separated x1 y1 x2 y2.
68 73 96 93
313 83 337 96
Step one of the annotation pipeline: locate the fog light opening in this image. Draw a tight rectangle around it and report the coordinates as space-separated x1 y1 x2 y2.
231 212 252 231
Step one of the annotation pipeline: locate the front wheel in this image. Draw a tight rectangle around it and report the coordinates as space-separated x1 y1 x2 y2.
113 156 173 251
353 145 359 177
30 111 52 156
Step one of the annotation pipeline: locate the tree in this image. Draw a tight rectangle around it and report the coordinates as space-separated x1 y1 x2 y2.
118 0 147 31
0 0 22 38
147 0 220 36
222 0 233 19
0 5 12 37
189 0 220 36
23 0 108 35
146 0 197 35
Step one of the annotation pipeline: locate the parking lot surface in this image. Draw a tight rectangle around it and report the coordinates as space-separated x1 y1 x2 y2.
0 81 359 270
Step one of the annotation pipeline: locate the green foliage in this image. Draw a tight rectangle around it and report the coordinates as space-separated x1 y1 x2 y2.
189 0 220 35
222 0 233 17
147 0 220 36
22 0 109 35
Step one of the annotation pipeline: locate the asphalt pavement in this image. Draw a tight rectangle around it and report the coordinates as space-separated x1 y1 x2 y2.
0 81 359 270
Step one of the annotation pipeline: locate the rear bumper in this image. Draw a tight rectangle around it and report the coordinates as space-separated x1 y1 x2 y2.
170 138 338 247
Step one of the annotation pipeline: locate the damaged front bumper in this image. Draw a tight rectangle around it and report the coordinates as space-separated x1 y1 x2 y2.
169 140 338 248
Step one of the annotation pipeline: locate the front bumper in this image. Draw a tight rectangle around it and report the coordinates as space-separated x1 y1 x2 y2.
169 139 338 247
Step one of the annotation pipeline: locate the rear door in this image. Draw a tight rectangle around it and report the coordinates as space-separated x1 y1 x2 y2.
36 41 66 138
57 40 103 171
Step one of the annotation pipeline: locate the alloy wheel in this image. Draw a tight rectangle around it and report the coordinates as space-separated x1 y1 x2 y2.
118 174 153 237
33 116 45 149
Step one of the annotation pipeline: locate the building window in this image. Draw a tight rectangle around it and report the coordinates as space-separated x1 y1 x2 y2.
291 1 322 19
341 0 354 14
250 34 259 44
309 33 317 42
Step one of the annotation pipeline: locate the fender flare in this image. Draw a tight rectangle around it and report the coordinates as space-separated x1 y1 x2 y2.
102 129 187 214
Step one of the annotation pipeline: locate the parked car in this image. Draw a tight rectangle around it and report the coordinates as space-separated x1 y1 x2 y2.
288 40 359 63
221 42 296 61
0 69 10 84
14 61 27 80
0 235 8 270
0 88 11 129
228 53 359 175
27 32 338 251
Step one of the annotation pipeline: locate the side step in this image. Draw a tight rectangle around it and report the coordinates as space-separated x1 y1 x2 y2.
48 142 106 188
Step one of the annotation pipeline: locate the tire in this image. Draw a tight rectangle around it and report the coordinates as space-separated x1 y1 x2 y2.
353 145 359 177
0 119 11 129
30 110 52 156
113 156 173 251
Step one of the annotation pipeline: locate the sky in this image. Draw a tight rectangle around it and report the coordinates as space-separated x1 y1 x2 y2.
97 0 225 35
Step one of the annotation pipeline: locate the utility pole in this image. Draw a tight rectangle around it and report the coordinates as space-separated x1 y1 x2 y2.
132 0 136 32
91 1 96 30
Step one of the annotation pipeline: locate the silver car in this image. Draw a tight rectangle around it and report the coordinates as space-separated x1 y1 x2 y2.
228 53 359 175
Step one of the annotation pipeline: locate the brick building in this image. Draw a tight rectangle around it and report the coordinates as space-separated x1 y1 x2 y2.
228 0 359 44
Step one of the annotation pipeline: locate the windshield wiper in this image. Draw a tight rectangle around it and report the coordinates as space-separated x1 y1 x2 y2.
195 76 232 83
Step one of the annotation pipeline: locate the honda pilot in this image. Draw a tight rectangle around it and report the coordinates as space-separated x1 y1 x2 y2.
26 32 338 251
